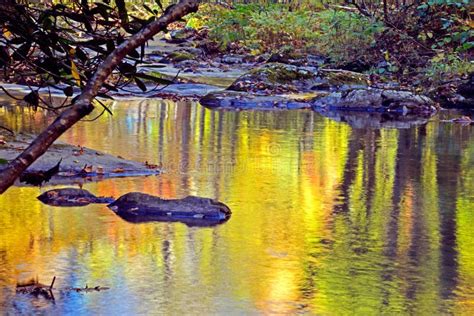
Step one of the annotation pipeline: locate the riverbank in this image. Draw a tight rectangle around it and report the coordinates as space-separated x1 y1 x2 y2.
176 3 473 110
0 132 160 186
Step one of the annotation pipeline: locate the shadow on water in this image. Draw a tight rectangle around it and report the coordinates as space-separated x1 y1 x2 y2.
0 98 474 314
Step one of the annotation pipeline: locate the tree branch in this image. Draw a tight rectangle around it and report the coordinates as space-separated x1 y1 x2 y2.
0 0 200 193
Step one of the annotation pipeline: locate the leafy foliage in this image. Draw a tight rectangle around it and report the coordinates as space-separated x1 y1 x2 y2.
186 4 319 53
0 0 173 110
425 52 474 83
313 10 384 66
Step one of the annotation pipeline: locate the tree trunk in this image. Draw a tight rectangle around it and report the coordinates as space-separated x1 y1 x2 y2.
0 0 200 194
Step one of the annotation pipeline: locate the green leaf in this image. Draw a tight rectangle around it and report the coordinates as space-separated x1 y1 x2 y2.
134 77 147 92
118 62 136 77
63 86 74 97
23 91 39 108
154 0 164 12
127 49 140 58
143 4 156 16
95 98 113 116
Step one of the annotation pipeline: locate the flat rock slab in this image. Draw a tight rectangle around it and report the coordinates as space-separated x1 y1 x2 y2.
0 134 160 185
140 63 249 88
38 188 114 206
112 83 223 99
108 193 231 226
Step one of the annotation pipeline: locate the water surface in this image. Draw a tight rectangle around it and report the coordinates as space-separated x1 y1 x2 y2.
0 99 473 314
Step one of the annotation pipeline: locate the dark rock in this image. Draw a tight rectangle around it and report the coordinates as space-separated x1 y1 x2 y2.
108 193 231 226
458 73 474 99
312 88 438 115
255 53 271 63
37 188 114 206
337 60 372 73
429 73 474 109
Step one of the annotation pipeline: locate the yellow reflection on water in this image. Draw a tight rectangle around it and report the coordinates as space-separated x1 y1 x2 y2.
1 100 474 314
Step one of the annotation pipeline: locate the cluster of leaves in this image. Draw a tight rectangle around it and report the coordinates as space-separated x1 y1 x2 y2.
416 0 473 52
352 0 473 77
425 52 474 83
313 10 384 67
186 4 319 53
0 0 172 111
187 4 385 66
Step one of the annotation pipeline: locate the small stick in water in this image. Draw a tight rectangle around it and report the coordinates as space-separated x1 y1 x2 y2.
50 276 56 290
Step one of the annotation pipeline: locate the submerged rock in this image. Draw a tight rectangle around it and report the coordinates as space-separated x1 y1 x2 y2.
108 193 231 226
37 188 114 206
312 88 438 115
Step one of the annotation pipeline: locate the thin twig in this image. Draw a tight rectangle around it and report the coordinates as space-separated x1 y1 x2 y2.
80 108 107 122
0 125 14 135
0 86 22 101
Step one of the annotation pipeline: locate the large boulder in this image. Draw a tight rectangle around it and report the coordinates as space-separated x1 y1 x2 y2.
38 188 114 206
108 193 231 226
312 88 438 115
227 62 318 94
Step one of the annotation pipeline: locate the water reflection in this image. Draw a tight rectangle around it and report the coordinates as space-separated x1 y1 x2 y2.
0 100 473 314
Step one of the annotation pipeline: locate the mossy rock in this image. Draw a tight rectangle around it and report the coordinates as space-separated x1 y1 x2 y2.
164 51 196 63
320 69 369 86
164 28 195 43
250 63 314 83
228 63 317 93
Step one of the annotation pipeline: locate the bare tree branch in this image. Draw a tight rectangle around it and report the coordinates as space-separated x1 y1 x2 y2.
0 0 200 193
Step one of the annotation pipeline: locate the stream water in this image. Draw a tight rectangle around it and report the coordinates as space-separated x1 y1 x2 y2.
0 98 473 314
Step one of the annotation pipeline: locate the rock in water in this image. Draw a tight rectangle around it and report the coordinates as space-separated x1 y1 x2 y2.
227 62 318 94
312 88 438 115
108 193 231 226
37 188 114 206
